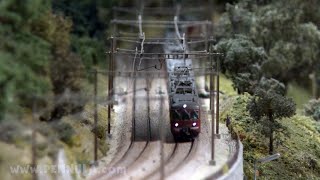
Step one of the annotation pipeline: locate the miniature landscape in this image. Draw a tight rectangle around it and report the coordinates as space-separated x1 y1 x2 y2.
0 0 320 179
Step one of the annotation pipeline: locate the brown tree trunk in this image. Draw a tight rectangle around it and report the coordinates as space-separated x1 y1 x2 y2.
268 109 274 155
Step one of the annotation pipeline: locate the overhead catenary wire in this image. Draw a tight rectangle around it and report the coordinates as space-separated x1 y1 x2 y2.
138 15 143 38
111 19 211 26
112 49 213 55
111 36 212 41
137 32 146 71
174 16 182 40
111 38 210 45
112 55 210 61
112 6 208 16
90 70 218 77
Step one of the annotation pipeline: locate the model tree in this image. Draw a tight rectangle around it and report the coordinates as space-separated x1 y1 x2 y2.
247 77 296 154
217 0 320 96
216 35 266 94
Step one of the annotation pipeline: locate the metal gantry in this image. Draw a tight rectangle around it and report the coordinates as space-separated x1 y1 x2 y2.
103 2 223 166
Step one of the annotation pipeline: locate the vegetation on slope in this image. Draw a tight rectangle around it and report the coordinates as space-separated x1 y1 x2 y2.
216 1 320 178
221 93 320 179
0 0 119 179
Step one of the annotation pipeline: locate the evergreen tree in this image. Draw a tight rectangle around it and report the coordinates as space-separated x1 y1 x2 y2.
247 77 296 154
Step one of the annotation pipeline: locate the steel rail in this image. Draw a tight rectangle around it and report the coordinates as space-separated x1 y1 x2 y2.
156 139 199 179
142 143 179 180
94 78 152 180
108 80 153 180
143 138 197 180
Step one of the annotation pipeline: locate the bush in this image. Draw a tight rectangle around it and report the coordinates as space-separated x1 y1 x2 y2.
304 99 320 121
51 121 75 146
316 123 320 133
0 120 23 143
91 124 106 139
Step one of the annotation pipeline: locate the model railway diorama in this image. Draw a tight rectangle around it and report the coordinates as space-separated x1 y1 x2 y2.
3 0 319 179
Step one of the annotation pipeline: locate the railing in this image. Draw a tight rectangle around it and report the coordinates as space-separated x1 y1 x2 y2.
206 129 241 180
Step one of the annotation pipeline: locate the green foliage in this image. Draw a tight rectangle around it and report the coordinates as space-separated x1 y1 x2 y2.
52 0 113 77
218 0 320 85
71 36 106 69
51 121 75 146
0 2 87 121
0 0 50 30
52 0 111 37
92 124 106 140
226 1 254 35
224 94 320 179
316 123 320 133
247 77 296 154
216 35 266 94
0 120 23 143
304 99 320 121
219 74 237 96
247 78 296 123
0 1 54 119
260 22 320 83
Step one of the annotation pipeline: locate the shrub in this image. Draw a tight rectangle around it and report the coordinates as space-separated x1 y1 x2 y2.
91 124 106 139
304 99 320 121
51 121 75 146
0 120 23 143
316 123 320 133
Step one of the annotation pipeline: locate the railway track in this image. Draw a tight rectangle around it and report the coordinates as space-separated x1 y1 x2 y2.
144 138 198 180
104 77 151 179
93 49 165 179
101 61 200 180
89 2 218 177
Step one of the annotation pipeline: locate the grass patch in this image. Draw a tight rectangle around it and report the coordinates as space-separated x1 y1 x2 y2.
205 74 237 96
287 82 312 109
219 74 237 96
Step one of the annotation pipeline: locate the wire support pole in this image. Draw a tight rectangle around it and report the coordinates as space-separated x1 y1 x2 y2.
209 44 216 166
31 98 37 180
131 43 137 141
159 95 165 180
93 69 98 163
216 55 220 135
108 37 115 135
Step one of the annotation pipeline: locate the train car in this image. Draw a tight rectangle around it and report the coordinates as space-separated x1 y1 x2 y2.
164 33 201 140
169 67 200 140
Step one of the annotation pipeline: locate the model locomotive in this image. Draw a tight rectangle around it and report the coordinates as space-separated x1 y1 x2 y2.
165 36 201 141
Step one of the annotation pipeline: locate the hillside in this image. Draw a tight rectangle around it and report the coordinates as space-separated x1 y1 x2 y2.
219 77 320 179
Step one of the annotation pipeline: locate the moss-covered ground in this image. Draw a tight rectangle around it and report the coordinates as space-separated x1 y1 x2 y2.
219 77 320 179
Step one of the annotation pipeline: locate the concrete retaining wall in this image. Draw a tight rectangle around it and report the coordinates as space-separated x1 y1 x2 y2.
218 141 244 180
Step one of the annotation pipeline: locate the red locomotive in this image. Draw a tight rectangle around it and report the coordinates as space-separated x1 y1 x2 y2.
168 66 201 141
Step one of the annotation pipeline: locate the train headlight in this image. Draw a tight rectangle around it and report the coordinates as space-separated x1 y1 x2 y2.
192 122 197 127
174 123 179 127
